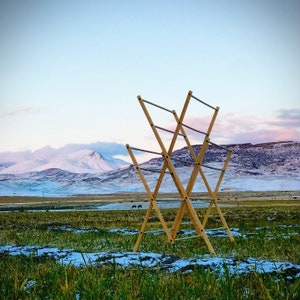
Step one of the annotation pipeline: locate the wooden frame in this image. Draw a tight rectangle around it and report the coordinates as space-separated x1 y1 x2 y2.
126 90 235 255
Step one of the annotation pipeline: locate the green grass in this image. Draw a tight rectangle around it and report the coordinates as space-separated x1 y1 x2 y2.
1 254 300 299
0 204 300 299
1 206 299 259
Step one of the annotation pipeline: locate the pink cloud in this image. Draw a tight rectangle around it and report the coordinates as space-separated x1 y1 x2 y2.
229 128 299 144
265 109 300 128
176 110 300 145
0 107 45 118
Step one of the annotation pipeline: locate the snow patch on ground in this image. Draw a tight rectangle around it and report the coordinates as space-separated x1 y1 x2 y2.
108 227 244 238
1 224 299 278
1 245 299 278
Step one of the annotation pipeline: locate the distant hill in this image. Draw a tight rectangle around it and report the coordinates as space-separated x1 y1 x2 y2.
0 141 299 196
0 142 129 174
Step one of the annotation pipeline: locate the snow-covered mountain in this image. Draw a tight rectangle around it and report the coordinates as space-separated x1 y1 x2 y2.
0 141 299 196
0 142 129 174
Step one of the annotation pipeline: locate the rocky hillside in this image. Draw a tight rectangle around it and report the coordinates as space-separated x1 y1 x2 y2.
0 141 299 196
173 141 300 176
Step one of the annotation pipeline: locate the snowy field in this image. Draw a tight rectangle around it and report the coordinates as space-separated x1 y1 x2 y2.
1 244 300 277
95 200 234 211
0 200 235 213
1 224 300 279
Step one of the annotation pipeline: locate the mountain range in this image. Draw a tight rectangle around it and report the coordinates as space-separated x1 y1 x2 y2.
0 142 129 174
0 141 299 196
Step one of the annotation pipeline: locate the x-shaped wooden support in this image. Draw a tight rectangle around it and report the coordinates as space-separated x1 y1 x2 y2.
172 111 235 244
126 91 234 255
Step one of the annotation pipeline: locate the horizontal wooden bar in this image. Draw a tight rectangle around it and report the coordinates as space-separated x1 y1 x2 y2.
190 95 217 110
128 146 162 156
175 235 200 241
139 167 171 174
144 229 166 234
154 125 185 136
201 163 223 172
142 98 173 114
208 141 231 151
181 123 207 135
170 156 194 165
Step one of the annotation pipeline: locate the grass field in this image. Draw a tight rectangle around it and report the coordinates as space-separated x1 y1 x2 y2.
0 192 299 299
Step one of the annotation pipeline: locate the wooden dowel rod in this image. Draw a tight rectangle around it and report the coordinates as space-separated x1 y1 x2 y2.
181 123 207 135
141 98 173 113
190 95 217 110
127 145 162 156
155 125 185 137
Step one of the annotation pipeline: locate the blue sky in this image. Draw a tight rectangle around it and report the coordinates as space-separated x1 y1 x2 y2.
1 0 299 153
